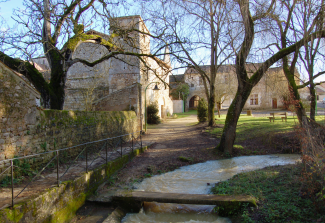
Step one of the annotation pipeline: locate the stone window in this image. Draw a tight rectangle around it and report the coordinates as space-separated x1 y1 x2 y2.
191 83 194 88
250 94 258 105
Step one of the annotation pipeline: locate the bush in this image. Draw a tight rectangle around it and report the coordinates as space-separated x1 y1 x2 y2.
147 103 161 124
297 123 325 213
197 98 208 122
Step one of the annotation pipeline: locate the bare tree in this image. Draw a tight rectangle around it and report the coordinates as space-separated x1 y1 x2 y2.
267 0 325 124
0 0 9 50
217 0 325 154
141 0 240 126
0 0 168 109
293 0 325 120
214 69 237 117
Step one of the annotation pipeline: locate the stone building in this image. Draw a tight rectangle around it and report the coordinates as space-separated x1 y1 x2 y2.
34 15 173 129
171 64 297 110
63 15 173 128
316 84 325 101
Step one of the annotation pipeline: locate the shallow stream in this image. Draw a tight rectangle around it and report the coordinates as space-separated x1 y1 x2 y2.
121 154 301 223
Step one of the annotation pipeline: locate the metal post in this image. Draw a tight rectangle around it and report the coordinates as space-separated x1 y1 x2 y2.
11 160 14 207
182 92 185 113
132 134 134 152
85 147 88 173
140 131 142 148
315 95 318 116
145 86 147 132
106 140 108 165
120 137 123 157
56 151 59 187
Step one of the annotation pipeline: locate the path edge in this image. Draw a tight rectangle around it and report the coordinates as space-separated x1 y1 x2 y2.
0 145 149 223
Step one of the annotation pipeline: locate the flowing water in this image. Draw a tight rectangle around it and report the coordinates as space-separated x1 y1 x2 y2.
121 154 301 223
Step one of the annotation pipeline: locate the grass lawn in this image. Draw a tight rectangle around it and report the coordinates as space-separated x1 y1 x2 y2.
211 164 325 222
174 109 197 118
210 114 324 143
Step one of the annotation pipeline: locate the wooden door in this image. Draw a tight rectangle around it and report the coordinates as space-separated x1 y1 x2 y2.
272 98 277 109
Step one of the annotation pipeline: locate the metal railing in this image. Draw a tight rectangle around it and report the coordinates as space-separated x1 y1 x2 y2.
0 131 143 208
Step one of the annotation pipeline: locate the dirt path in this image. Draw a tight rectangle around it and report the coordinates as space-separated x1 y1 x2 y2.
74 114 300 222
98 115 220 192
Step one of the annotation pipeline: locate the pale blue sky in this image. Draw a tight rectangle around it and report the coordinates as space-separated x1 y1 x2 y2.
0 0 24 27
1 1 324 81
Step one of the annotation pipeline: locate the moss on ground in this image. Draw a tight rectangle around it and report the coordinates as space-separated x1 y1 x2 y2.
211 164 325 222
178 156 193 163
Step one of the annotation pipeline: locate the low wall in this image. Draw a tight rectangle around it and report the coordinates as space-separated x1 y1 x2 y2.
0 146 148 223
172 100 183 113
93 83 142 131
0 110 138 174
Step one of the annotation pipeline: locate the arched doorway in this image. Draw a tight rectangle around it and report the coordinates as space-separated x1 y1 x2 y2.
189 95 200 109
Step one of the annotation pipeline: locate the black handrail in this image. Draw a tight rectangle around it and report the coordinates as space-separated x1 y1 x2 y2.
0 131 143 208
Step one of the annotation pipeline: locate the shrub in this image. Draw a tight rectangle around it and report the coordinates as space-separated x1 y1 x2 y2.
147 103 160 124
197 98 208 122
296 123 325 213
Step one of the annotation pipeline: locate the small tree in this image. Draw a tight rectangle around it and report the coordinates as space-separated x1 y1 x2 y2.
147 103 160 124
170 83 190 112
170 83 190 101
197 98 208 122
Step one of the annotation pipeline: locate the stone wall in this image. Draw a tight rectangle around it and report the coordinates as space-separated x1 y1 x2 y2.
0 145 148 223
0 109 138 173
183 65 294 110
0 61 138 174
0 61 41 163
93 83 142 130
173 100 183 113
63 42 111 111
93 83 141 112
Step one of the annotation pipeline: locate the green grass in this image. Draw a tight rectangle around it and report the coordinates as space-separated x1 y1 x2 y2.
211 164 325 222
210 114 325 143
174 110 197 118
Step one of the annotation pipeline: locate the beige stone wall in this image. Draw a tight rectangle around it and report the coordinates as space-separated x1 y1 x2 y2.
64 42 111 110
0 109 138 174
0 61 41 162
184 65 292 110
63 15 173 131
0 61 138 174
140 56 173 119
244 68 289 109
173 100 184 113
93 83 142 130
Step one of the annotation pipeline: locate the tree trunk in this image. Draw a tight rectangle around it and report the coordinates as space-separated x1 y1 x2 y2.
282 65 307 124
47 50 66 109
309 83 316 120
208 82 216 126
217 81 252 154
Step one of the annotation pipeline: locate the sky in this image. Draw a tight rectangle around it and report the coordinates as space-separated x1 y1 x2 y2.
1 0 325 82
0 0 23 27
